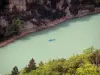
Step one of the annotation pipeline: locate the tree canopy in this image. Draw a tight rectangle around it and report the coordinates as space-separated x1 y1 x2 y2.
7 47 100 75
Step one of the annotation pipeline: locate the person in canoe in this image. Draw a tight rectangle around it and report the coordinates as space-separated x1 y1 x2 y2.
48 39 56 42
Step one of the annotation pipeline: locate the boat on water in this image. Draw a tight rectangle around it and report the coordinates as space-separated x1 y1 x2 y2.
48 39 56 42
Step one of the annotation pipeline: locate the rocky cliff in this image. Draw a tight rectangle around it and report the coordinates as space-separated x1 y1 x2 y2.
9 0 26 11
0 0 100 43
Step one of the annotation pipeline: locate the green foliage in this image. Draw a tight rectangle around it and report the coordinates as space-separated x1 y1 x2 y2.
11 66 19 75
83 46 94 54
5 17 23 36
12 18 23 27
76 64 98 75
88 49 100 72
9 47 100 75
24 58 36 73
39 61 44 67
88 49 100 65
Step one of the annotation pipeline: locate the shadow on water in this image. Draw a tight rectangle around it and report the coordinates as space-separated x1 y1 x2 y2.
18 14 99 41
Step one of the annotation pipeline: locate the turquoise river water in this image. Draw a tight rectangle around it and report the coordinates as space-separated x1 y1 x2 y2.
0 14 100 75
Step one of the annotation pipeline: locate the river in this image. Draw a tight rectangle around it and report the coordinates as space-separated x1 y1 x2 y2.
0 14 100 75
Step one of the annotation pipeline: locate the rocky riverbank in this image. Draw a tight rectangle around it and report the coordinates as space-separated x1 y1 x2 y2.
0 0 100 47
0 7 100 47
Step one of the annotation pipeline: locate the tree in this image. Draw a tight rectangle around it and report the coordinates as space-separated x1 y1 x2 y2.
70 0 80 6
62 0 68 11
5 17 23 36
24 58 36 73
69 5 78 16
8 47 100 75
0 25 6 41
39 61 44 66
76 64 98 75
83 46 94 54
28 58 36 70
88 50 100 72
0 17 8 41
43 0 47 5
11 66 19 75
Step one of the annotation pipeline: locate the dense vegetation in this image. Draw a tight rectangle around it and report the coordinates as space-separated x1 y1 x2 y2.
0 0 68 42
7 47 100 75
0 0 100 42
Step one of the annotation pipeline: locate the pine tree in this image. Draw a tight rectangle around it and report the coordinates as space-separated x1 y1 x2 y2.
24 58 36 73
39 61 44 66
28 58 36 70
11 66 19 75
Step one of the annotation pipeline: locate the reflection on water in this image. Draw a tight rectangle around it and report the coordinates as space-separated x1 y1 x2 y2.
0 14 100 75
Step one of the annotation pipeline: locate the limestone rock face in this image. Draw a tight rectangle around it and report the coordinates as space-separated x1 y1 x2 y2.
0 17 8 27
9 0 26 11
